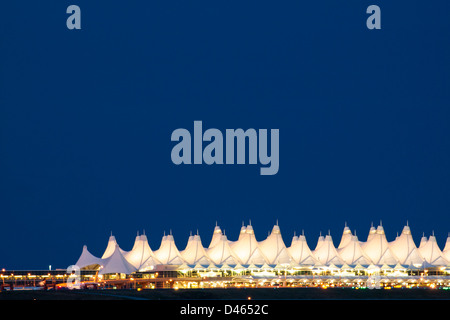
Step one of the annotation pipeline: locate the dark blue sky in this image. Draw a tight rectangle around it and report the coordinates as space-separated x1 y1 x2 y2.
1 1 450 269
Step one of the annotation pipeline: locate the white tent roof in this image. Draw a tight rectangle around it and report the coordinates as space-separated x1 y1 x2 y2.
101 234 125 259
419 233 428 248
75 245 104 269
418 233 449 267
313 233 344 266
314 233 325 251
206 233 240 266
443 234 450 262
77 222 448 271
139 254 162 272
99 244 137 275
258 223 292 265
362 224 399 266
337 234 372 266
338 223 353 249
154 232 185 265
101 234 118 259
366 223 377 242
230 224 268 265
124 233 160 270
228 224 246 247
208 223 223 248
389 224 424 267
288 232 319 266
181 232 212 266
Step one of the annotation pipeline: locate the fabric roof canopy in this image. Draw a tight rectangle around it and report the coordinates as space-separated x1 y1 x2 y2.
313 233 344 266
99 244 137 275
75 245 104 270
154 232 185 265
443 235 450 262
181 232 212 266
362 224 399 266
287 232 318 266
258 223 292 265
418 233 449 266
124 233 160 270
208 223 223 249
206 232 240 266
101 234 124 259
338 234 372 266
75 222 449 273
389 224 424 267
338 223 353 249
230 224 268 265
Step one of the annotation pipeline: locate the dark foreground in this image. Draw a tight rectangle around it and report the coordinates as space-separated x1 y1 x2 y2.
1 287 450 300
2 289 447 319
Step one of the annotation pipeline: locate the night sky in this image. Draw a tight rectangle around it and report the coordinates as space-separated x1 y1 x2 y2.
1 1 450 269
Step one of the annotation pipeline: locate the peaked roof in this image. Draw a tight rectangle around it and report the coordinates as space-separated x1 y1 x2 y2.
99 244 137 275
362 225 399 265
366 223 377 242
230 224 268 265
181 233 212 266
288 232 319 266
75 245 104 269
443 234 450 262
124 233 160 270
206 233 240 265
338 234 372 266
338 224 353 249
258 224 292 265
389 224 424 267
419 233 428 248
314 233 325 251
208 224 223 248
154 233 185 265
313 233 344 266
418 234 449 266
101 234 120 259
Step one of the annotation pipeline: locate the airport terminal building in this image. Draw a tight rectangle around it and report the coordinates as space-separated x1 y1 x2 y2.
67 222 450 289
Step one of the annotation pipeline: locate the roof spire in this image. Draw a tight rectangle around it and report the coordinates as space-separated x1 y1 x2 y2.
276 219 279 226
249 219 252 226
406 220 409 227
